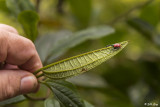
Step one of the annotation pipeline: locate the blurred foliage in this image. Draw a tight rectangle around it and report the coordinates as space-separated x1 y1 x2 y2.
0 0 160 107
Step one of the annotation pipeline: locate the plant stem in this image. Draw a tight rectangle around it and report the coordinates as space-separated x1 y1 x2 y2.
108 0 154 25
33 68 42 75
36 73 44 78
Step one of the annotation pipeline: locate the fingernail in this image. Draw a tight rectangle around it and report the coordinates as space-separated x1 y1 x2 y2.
20 76 38 94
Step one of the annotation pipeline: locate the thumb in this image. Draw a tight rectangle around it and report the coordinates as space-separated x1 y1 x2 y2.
0 70 38 101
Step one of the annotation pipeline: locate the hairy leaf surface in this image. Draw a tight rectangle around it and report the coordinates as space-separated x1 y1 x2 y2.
45 80 84 107
39 41 128 79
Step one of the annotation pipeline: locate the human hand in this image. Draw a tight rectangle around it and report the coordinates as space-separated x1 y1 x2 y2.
0 24 42 101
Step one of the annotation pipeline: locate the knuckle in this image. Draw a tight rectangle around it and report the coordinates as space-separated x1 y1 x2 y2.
33 62 42 70
20 38 36 56
25 39 36 50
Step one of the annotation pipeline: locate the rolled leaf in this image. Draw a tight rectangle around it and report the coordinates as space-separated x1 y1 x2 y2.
38 41 128 79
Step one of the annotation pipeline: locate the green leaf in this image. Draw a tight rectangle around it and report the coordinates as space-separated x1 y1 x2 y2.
127 18 160 46
67 0 92 28
45 25 115 64
44 97 60 107
0 0 9 13
6 0 35 16
45 80 84 107
37 41 128 80
127 18 157 40
140 2 160 27
84 100 94 107
18 10 39 41
0 95 26 106
35 30 73 63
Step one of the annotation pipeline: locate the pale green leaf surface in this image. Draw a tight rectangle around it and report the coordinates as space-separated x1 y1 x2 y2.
18 10 39 41
84 100 94 107
39 41 128 80
0 95 26 106
45 25 115 64
44 97 60 107
45 80 84 107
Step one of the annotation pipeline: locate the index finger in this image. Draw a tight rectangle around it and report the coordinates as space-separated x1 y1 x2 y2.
0 29 42 72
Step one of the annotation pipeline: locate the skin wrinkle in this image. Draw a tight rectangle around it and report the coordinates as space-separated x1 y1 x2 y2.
19 53 35 71
6 73 19 98
0 71 18 100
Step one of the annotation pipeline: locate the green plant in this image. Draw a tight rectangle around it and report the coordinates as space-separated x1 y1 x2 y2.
0 1 128 106
0 35 128 107
0 0 159 107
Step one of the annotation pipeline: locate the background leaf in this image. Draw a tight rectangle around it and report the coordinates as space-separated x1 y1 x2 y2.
45 80 85 107
6 0 35 16
127 18 157 40
83 100 94 107
0 0 9 13
0 95 26 106
43 25 115 64
35 30 73 63
140 1 160 27
18 10 39 41
67 0 92 28
127 18 160 46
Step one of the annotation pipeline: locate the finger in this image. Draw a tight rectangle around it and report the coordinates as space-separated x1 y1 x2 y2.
0 29 42 72
0 70 38 101
3 64 19 70
0 24 18 34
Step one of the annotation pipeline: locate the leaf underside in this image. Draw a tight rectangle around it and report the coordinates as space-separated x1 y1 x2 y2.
40 41 128 80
